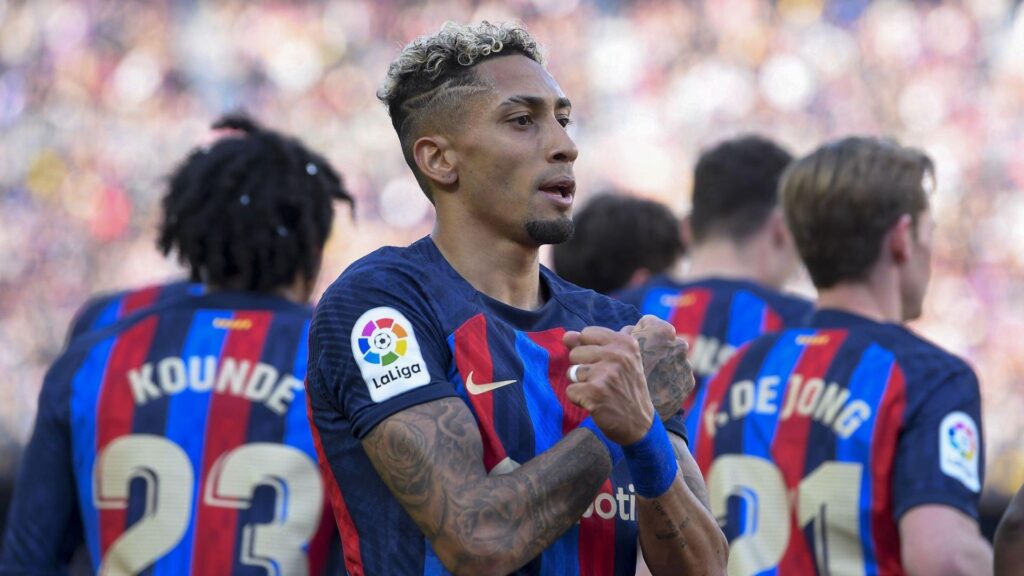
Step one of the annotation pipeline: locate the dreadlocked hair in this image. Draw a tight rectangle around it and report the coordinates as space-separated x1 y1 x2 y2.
157 114 353 293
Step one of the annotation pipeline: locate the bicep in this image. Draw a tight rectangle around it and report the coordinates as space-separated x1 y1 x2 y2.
361 397 487 538
899 504 992 576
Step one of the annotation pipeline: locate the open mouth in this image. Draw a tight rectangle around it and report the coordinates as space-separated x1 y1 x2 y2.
539 178 576 204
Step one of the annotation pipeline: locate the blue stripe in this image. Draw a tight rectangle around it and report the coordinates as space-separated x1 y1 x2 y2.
70 335 117 568
835 344 895 576
684 378 711 454
91 298 124 331
154 310 232 576
514 331 579 574
639 287 680 320
743 332 809 460
727 291 766 348
514 332 563 456
423 537 449 575
284 320 314 459
542 524 580 576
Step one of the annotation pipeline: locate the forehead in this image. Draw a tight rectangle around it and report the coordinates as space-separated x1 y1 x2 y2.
472 54 567 105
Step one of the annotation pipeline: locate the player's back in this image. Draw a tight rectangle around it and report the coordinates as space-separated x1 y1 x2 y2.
2 290 335 575
692 309 984 576
616 276 812 440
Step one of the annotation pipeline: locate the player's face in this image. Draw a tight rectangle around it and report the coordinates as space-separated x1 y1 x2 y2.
452 55 579 245
901 206 934 321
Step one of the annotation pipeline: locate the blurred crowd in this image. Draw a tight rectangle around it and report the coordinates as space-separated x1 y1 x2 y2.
2 0 1024 500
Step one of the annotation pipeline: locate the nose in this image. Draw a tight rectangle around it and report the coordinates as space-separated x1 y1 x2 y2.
548 121 579 164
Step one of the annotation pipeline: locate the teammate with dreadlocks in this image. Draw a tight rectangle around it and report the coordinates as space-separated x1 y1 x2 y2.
0 115 352 574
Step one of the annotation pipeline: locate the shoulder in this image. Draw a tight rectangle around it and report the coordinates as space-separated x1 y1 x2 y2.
316 244 441 328
890 327 976 382
765 290 814 322
545 267 641 329
66 280 201 341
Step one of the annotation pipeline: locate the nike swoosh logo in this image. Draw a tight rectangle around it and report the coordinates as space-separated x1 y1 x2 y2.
465 371 517 395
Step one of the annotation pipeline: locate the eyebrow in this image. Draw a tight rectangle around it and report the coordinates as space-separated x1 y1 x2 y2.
500 95 572 110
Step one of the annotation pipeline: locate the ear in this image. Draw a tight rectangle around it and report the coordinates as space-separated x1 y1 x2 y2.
411 135 458 190
766 208 790 247
627 267 651 288
680 213 695 248
888 214 914 265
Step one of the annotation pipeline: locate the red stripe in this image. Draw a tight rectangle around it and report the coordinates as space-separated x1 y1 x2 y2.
452 314 507 471
526 328 586 435
870 364 907 575
121 285 161 315
694 351 742 474
578 479 616 576
307 503 337 576
667 288 712 344
761 308 783 332
306 396 364 576
96 316 159 555
771 330 847 575
191 312 271 574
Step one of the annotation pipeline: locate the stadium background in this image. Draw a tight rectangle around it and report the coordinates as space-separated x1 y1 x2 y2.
1 0 1023 529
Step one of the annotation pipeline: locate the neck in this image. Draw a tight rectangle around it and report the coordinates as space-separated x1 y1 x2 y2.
684 238 778 288
815 274 902 323
206 276 311 305
432 221 544 310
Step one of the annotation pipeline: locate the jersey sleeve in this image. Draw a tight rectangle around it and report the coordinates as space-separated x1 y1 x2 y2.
307 268 458 439
891 362 985 521
0 352 84 574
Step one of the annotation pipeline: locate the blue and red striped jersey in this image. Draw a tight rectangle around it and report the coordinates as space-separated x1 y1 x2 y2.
65 280 204 343
692 309 984 575
307 236 685 576
1 290 336 576
616 276 812 441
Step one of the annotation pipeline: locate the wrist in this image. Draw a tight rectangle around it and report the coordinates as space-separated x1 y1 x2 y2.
622 416 678 499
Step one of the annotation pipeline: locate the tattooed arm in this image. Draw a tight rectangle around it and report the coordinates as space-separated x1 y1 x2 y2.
363 397 610 576
628 316 726 575
634 434 726 576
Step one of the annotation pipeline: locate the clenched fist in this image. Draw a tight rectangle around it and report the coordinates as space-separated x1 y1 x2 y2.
620 315 695 421
563 327 655 446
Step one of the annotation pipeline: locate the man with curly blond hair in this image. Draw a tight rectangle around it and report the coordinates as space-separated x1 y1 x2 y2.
306 21 727 576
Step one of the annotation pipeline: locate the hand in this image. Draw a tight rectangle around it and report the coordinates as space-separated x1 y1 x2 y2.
563 327 655 445
623 315 695 421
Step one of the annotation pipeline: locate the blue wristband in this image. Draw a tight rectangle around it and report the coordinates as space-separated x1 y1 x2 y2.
579 417 624 466
622 416 679 498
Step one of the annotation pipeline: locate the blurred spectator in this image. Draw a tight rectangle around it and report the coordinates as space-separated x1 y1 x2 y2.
552 193 683 294
1 0 1023 514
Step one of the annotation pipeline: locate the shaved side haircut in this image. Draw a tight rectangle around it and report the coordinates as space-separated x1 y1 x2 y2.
377 21 543 199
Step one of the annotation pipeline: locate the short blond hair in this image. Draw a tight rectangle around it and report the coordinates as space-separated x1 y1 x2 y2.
378 21 543 198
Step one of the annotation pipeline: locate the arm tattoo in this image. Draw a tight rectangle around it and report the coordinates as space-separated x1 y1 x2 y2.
363 398 610 572
671 434 712 513
636 336 695 421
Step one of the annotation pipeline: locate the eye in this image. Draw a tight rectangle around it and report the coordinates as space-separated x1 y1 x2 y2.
512 115 534 127
558 116 572 128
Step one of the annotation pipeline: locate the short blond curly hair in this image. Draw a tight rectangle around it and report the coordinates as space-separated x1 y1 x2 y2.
378 21 544 198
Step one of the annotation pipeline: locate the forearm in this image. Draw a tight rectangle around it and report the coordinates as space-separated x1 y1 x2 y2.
636 435 726 576
996 489 1024 576
364 399 611 575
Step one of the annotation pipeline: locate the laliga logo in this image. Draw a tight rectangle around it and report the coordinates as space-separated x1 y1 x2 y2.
357 317 409 366
949 422 976 460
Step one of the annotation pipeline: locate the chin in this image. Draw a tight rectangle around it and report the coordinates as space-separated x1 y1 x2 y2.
525 217 574 245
